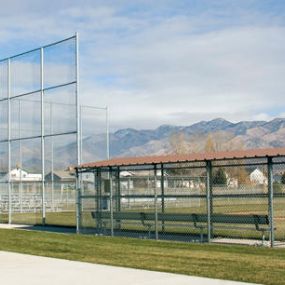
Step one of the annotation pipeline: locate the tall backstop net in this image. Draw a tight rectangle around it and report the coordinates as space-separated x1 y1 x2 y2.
0 35 79 226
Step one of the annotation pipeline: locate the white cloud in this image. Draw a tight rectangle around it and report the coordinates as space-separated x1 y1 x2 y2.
0 1 285 130
81 25 285 128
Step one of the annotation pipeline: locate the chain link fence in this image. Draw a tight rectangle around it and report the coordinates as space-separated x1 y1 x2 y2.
77 155 285 247
0 35 110 227
0 35 79 226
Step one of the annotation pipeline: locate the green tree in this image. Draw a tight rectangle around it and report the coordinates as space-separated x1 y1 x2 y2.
213 168 227 186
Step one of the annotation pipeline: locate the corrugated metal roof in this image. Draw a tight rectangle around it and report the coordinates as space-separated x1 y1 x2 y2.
77 147 285 169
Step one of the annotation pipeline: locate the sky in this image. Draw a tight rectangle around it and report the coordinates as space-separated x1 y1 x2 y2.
0 0 285 131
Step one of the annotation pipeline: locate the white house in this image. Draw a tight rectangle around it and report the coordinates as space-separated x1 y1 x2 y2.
3 168 42 182
119 170 169 190
250 168 268 185
120 171 135 190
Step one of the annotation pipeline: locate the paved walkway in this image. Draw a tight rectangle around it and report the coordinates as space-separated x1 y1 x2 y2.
0 251 260 285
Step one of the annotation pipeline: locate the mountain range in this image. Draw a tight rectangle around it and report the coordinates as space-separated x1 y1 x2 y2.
2 117 285 172
81 117 285 162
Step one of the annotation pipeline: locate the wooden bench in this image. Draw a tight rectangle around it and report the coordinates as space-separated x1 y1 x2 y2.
91 211 271 243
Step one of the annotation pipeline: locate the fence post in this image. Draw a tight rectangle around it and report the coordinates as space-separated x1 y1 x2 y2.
7 58 12 225
267 157 274 247
109 167 114 237
75 169 81 234
98 168 102 231
206 160 212 243
161 163 165 232
116 167 121 230
40 47 46 226
94 169 99 231
154 164 158 240
116 167 121 212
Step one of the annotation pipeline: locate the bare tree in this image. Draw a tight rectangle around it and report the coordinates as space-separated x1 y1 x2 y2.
169 132 190 155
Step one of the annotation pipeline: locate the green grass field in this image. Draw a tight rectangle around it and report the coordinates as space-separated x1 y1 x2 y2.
0 228 284 285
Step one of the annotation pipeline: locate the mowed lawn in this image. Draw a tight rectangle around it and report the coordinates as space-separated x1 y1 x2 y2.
0 229 284 285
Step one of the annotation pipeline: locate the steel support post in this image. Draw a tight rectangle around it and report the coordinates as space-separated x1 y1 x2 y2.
19 100 23 213
75 32 80 233
50 102 54 212
98 168 102 231
40 47 46 225
154 165 159 240
79 106 83 164
106 106 110 160
109 167 114 236
75 170 81 234
161 163 165 232
75 32 80 167
7 59 11 224
94 169 99 231
206 160 213 242
116 167 121 212
116 167 121 230
95 169 99 210
267 157 274 247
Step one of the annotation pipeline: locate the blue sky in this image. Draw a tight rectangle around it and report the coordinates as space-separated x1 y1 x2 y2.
1 0 285 130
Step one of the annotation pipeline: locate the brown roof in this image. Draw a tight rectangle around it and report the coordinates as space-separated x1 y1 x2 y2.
77 147 285 169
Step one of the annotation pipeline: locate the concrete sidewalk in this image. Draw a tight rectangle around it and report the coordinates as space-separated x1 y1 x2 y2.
0 251 260 285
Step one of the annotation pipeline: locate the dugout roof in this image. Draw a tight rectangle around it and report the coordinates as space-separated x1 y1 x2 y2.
77 147 285 170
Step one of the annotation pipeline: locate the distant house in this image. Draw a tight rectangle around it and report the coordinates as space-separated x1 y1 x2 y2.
250 169 268 185
45 171 75 183
119 171 135 190
120 170 172 189
0 168 42 182
120 171 134 177
45 171 76 191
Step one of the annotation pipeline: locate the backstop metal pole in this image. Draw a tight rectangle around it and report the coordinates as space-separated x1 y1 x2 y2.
79 105 82 164
7 59 11 225
106 106 110 160
75 33 80 233
75 32 80 167
40 47 46 226
19 100 23 213
154 164 158 240
267 157 274 247
50 103 54 212
206 160 212 243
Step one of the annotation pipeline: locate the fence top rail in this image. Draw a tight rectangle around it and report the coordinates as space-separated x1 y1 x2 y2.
76 147 285 171
0 35 76 63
